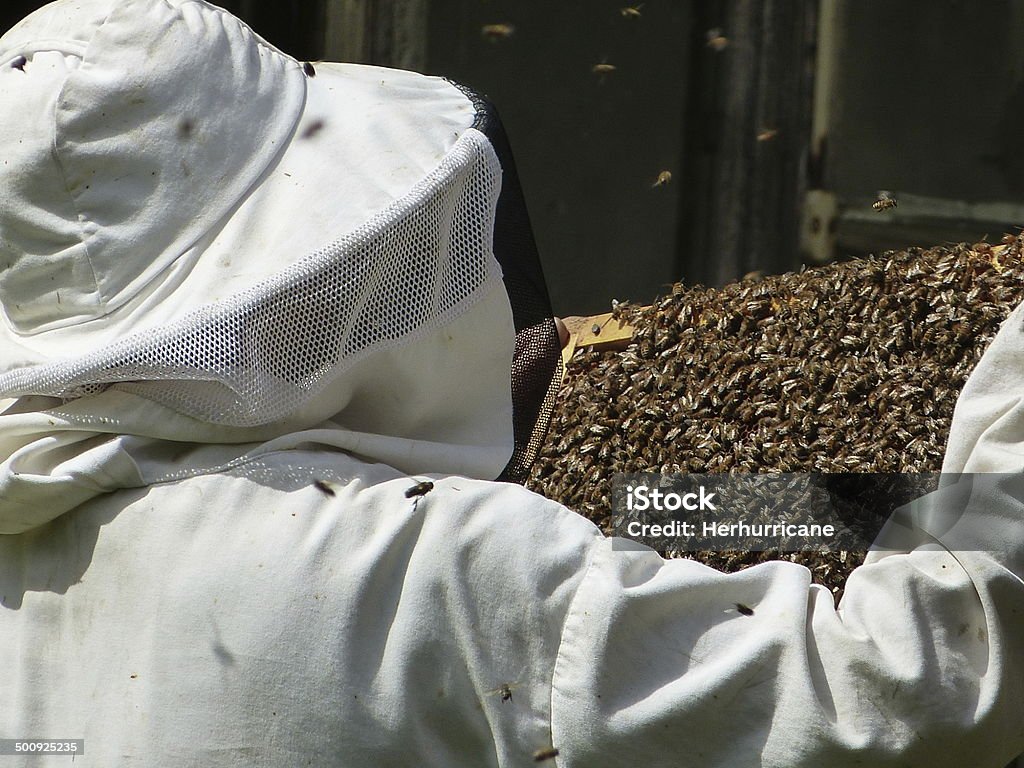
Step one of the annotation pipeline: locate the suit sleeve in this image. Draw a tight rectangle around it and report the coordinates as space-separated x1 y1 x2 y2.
548 302 1024 767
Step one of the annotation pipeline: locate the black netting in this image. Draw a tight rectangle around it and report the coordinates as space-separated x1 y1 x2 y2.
449 82 563 483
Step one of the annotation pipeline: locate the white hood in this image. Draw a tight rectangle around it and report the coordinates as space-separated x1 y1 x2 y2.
0 0 533 534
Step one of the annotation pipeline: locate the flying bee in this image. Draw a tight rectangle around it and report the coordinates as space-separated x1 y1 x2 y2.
756 128 778 142
706 28 729 51
872 191 897 212
405 481 434 498
313 479 336 497
533 747 560 763
592 62 617 74
481 23 515 40
620 3 644 18
652 170 672 188
301 119 325 140
485 681 521 702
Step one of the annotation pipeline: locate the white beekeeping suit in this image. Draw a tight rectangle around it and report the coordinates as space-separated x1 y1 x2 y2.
1 1 1024 766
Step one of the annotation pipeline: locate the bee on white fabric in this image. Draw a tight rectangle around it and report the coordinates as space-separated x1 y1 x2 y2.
405 481 434 498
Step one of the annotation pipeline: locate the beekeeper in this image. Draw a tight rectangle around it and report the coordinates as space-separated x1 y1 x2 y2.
2 1 1024 766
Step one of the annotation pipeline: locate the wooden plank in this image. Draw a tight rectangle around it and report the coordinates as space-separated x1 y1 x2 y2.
559 312 637 382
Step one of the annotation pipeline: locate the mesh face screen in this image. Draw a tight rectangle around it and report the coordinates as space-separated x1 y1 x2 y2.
0 86 560 483
0 132 504 429
451 82 563 483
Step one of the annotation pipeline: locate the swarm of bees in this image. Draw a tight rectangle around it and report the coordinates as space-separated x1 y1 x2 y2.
527 236 1024 596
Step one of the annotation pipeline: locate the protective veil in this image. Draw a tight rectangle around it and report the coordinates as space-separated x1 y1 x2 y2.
1 2 1024 767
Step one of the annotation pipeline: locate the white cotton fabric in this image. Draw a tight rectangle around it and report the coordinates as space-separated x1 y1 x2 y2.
3 312 1024 766
3 0 1024 766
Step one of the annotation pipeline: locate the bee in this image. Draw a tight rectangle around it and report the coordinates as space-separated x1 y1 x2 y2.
592 62 617 74
177 118 194 140
706 28 729 51
313 479 336 497
652 170 672 188
301 119 325 140
485 682 521 702
620 4 644 18
533 747 560 763
871 191 897 212
756 128 778 142
405 480 434 498
481 23 515 40
11 55 26 71
303 61 316 77
735 602 755 616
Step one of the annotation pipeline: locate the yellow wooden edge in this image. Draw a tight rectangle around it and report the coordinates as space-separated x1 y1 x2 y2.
559 312 638 382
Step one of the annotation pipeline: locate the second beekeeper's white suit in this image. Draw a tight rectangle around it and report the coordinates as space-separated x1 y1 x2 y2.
1 1 1024 766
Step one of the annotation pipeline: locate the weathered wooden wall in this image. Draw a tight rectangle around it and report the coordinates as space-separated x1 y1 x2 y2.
678 0 817 285
7 1 1024 317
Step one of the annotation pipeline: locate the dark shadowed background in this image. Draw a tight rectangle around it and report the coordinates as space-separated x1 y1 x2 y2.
5 0 1024 315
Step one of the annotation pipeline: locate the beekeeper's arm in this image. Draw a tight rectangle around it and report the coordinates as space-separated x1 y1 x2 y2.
535 303 1024 766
